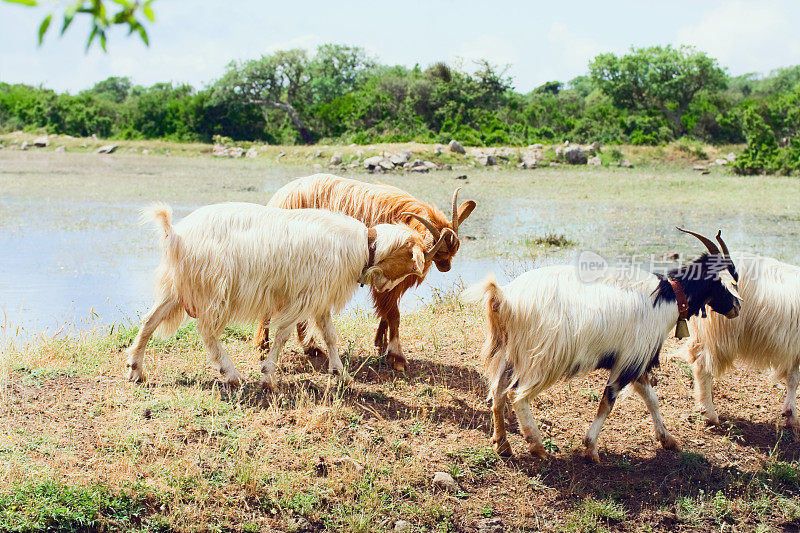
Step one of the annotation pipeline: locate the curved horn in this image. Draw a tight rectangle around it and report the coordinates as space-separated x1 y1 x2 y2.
425 228 455 261
451 187 462 235
715 230 731 261
403 212 441 241
676 227 720 255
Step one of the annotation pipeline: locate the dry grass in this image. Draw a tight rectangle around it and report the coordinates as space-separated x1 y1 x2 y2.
1 290 798 532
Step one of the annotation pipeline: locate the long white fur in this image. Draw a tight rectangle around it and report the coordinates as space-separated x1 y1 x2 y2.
462 266 677 401
127 202 421 384
683 253 800 376
680 252 800 427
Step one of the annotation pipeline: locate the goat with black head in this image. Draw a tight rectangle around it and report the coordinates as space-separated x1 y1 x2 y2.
461 228 741 462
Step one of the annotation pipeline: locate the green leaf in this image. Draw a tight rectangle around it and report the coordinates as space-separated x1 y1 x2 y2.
60 12 75 35
85 24 98 51
37 14 51 45
142 4 155 22
136 23 148 46
2 0 38 6
100 30 107 52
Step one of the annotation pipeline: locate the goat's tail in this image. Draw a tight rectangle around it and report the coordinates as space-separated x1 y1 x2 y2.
461 273 509 379
141 203 187 338
142 203 181 266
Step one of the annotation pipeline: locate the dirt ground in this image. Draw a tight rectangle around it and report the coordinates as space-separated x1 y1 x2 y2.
1 300 798 532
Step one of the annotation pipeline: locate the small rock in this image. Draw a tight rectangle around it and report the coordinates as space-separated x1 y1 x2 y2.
448 139 466 154
564 145 588 165
587 156 601 166
20 141 29 150
276 151 286 158
378 158 394 171
142 149 149 155
363 155 383 168
529 143 544 150
96 144 118 154
590 141 601 152
620 159 633 168
287 516 313 532
227 147 244 158
143 408 152 419
314 149 323 158
355 149 364 159
477 154 496 166
329 153 342 165
434 144 443 155
389 151 411 165
519 153 538 169
725 152 737 162
33 136 50 147
456 174 468 180
393 520 411 532
476 517 504 533
245 147 258 158
714 158 728 166
54 146 66 153
432 471 459 493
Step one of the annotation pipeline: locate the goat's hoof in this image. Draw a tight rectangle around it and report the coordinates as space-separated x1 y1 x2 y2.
702 413 721 427
660 434 681 451
492 438 513 457
126 367 146 383
260 376 278 392
528 443 548 459
584 446 601 464
223 370 245 387
385 351 407 372
305 345 327 360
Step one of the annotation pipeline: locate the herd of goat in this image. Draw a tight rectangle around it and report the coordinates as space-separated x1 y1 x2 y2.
124 173 800 462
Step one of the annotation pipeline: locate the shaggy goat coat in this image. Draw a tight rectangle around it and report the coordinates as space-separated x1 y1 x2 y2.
463 266 676 402
264 173 475 371
147 202 403 338
126 202 423 385
680 252 800 429
684 253 800 378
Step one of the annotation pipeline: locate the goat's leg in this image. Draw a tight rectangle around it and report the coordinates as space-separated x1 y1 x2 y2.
511 395 547 458
296 321 326 359
254 315 270 354
633 374 680 450
260 322 292 390
583 382 621 463
781 365 800 433
692 353 720 426
197 319 243 385
125 296 180 382
491 362 513 456
374 319 388 351
315 311 349 383
384 303 406 372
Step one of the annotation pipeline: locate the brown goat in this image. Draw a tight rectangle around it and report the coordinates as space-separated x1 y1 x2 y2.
258 173 476 371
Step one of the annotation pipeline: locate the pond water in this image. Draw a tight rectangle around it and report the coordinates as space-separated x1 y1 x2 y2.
2 150 799 345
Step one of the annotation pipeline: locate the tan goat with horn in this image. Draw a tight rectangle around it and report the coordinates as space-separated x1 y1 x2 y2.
260 173 476 371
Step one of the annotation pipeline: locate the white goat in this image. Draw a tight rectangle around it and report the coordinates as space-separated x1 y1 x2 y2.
462 229 742 462
125 202 430 388
680 252 800 433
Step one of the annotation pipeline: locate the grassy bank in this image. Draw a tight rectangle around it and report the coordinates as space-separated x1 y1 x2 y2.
0 131 741 171
1 290 798 532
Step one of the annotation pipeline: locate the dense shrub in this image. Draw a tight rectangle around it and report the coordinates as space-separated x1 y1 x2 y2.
2 44 800 172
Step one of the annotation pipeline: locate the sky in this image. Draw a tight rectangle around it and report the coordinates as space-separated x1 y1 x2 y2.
1 0 798 93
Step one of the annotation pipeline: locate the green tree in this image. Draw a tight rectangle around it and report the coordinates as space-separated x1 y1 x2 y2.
2 0 155 51
589 45 726 135
212 49 314 144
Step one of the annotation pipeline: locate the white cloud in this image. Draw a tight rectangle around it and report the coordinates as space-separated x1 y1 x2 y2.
676 0 800 76
539 21 611 84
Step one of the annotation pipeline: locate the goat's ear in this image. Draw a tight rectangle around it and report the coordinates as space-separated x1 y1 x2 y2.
457 200 476 226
